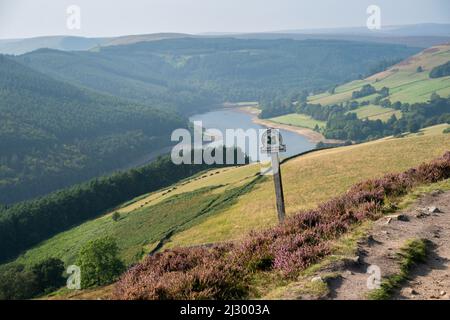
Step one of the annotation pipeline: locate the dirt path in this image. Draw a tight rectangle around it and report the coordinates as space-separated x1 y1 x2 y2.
328 190 450 300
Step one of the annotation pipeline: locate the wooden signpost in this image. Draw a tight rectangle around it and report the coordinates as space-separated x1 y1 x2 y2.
261 128 286 224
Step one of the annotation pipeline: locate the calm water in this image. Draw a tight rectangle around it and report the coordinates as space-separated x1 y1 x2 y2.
189 109 315 161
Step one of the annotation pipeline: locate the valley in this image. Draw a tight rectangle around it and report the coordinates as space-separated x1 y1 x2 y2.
0 15 449 302
1 123 448 300
0 37 419 204
52 124 450 300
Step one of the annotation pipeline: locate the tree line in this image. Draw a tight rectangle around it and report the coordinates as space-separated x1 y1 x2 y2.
259 88 450 142
429 60 450 79
0 148 247 263
306 95 450 141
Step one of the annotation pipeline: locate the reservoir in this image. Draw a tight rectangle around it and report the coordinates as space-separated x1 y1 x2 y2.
189 109 315 161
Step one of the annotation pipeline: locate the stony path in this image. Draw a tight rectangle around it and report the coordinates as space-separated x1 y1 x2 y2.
328 190 450 300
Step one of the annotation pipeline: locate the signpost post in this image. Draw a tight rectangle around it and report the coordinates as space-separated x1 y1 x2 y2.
261 128 286 224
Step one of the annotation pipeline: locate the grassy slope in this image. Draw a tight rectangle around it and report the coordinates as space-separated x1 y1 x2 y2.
347 105 402 122
5 165 260 268
267 44 450 126
268 113 326 129
309 44 450 107
164 124 450 249
4 125 449 276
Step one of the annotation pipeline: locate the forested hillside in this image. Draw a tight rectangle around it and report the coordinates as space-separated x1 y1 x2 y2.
1 38 419 203
263 44 450 142
0 55 185 203
16 38 419 113
0 147 247 264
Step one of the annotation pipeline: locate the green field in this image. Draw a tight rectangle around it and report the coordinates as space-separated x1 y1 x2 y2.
5 124 448 300
4 124 449 274
17 188 235 266
268 113 326 129
165 124 450 248
2 165 260 269
347 105 402 122
308 44 450 107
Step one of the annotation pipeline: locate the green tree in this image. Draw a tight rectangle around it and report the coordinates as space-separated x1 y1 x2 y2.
429 61 450 78
0 264 37 300
328 86 336 94
430 92 441 102
408 120 421 133
76 237 125 288
112 211 121 222
31 258 66 294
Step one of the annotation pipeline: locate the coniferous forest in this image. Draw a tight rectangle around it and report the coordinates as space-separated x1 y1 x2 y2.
0 39 418 204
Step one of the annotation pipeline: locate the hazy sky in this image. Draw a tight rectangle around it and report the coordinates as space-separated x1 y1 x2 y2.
1 0 449 39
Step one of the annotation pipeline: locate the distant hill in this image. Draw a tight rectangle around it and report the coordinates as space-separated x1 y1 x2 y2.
98 33 193 48
2 23 449 55
208 23 450 48
0 55 185 203
230 33 450 49
259 44 450 142
0 36 110 55
273 23 450 37
309 43 450 107
16 38 419 112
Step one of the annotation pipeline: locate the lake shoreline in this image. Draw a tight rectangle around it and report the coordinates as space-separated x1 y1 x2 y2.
191 107 316 158
231 105 339 144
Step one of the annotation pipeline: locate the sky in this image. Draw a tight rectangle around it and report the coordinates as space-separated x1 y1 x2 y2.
0 0 449 39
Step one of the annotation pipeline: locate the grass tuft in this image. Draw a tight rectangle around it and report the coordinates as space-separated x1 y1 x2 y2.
368 239 429 300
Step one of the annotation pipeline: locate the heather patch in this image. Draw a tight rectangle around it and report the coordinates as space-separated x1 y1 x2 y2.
114 152 450 300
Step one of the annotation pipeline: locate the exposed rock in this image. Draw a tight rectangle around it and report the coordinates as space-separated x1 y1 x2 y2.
428 206 442 213
367 235 381 245
407 288 418 295
311 276 323 283
386 214 409 222
416 211 430 218
350 256 360 264
440 291 447 296
334 255 361 267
